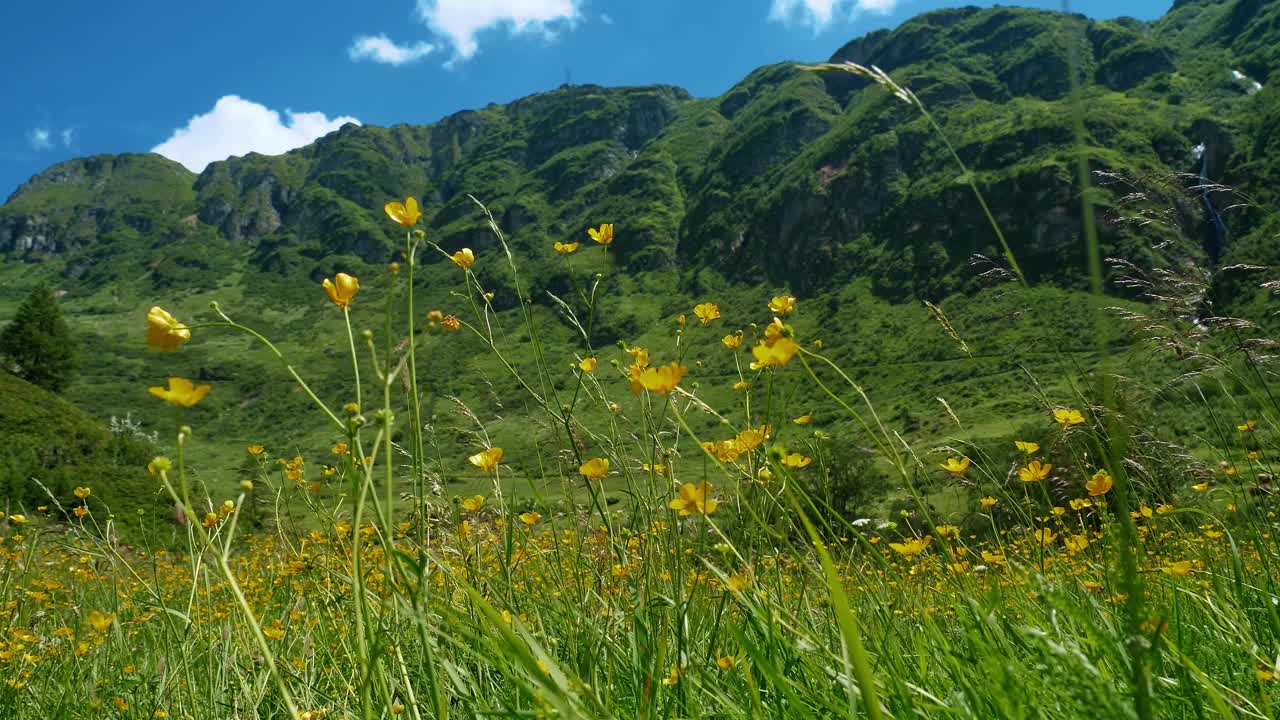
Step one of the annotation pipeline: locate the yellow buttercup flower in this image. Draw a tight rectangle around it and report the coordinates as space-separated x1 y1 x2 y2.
793 414 812 425
722 332 744 350
693 303 721 325
1033 528 1057 545
73 486 91 499
579 457 610 481
1069 498 1093 511
669 481 717 516
578 357 598 373
980 496 998 509
554 241 579 255
1191 481 1209 493
468 447 503 472
461 495 485 513
87 610 114 633
148 377 211 408
940 457 971 476
1238 420 1257 432
1053 408 1085 427
716 649 737 670
247 444 265 456
1064 534 1089 553
1161 560 1192 577
1086 470 1113 496
781 452 812 469
451 248 475 269
1019 460 1052 482
889 536 931 557
1014 440 1039 455
750 337 800 369
322 272 360 308
631 362 686 394
384 196 421 227
768 295 796 315
146 307 191 352
518 511 541 526
588 223 613 245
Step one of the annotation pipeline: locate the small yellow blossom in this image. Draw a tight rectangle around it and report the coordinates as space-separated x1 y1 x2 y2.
1019 460 1052 483
631 362 686 394
889 536 932 557
768 295 796 314
247 444 265 456
980 496 998 509
750 337 800 369
716 649 737 670
1086 470 1113 496
940 457 971 476
722 332 744 350
384 196 421 227
322 272 360 308
670 482 718 516
578 357 598 373
1053 408 1085 427
793 414 812 425
588 223 614 245
1162 560 1192 577
1015 440 1040 454
518 511 541 526
461 495 485 513
469 447 504 472
73 486 91 499
579 457 610 481
1192 482 1209 493
146 307 191 352
693 303 721 325
451 248 475 269
782 453 812 469
554 241 580 254
148 377 211 408
1238 420 1257 432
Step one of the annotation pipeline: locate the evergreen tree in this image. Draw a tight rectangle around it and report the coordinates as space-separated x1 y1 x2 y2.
0 283 79 393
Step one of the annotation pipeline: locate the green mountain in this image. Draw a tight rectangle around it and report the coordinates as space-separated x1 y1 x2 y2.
1 0 1277 504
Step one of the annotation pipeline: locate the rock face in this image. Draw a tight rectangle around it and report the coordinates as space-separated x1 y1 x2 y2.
2 0 1277 301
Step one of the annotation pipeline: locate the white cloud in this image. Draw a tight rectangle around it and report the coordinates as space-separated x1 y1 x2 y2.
26 127 53 151
768 0 897 30
151 96 359 173
600 13 613 24
414 0 581 60
349 34 436 65
60 128 74 147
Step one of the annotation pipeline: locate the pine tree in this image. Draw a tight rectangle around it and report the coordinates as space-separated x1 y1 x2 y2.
0 282 79 393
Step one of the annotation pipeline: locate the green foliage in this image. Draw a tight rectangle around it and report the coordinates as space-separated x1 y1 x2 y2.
0 283 79 393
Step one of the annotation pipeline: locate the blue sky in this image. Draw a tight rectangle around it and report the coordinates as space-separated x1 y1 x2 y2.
0 0 1170 199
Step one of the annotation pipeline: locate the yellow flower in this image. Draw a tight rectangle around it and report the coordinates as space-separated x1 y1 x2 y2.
1033 528 1057 545
468 447 503 472
888 536 932 557
73 486 91 499
632 362 686 394
442 315 461 331
588 223 613 245
518 511 541 526
716 649 737 670
554 241 580 254
1064 534 1090 552
461 495 485 513
451 248 475 269
721 332 744 350
726 570 753 592
1161 560 1192 577
793 414 812 425
148 377 211 407
578 357 598 373
980 496 998 509
262 626 285 641
935 524 960 539
768 295 796 314
1258 669 1276 682
750 337 800 369
73 506 89 519
1019 460 1052 483
1156 504 1175 515
1015 440 1039 454
147 456 172 476
1069 498 1093 511
732 380 748 391
579 457 610 481
669 481 718 516
331 443 349 456
8 514 25 525
782 453 812 469
202 512 219 529
1238 420 1257 432
247 444 265 456
940 457 971 476
1053 408 1085 427
145 307 191 352
693 303 721 325
1086 470 1113 496
1191 481 1209 493
322 272 360 308
384 196 421 227
87 610 114 633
